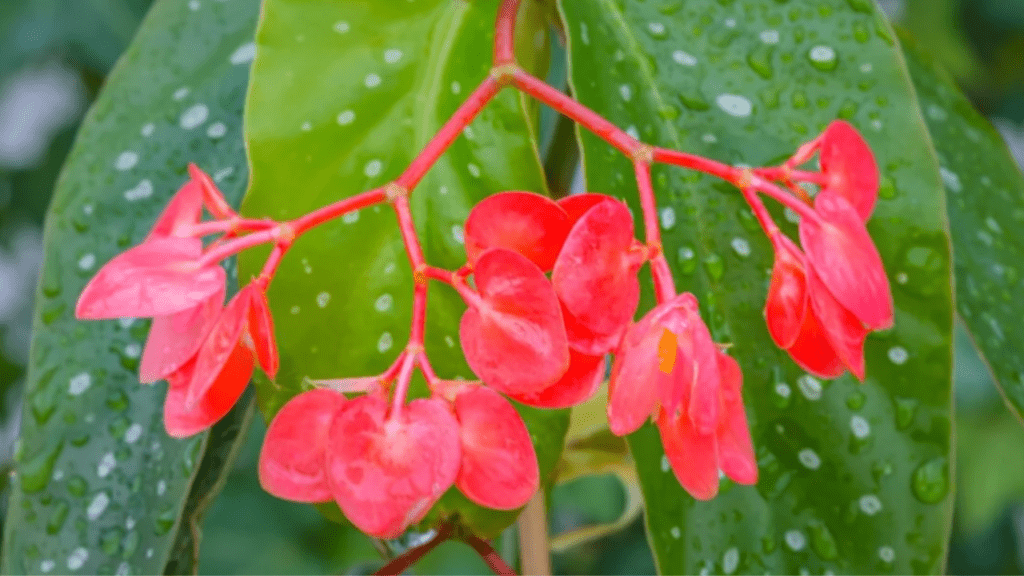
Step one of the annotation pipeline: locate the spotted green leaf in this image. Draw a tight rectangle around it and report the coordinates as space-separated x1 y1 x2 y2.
559 1 954 573
238 0 567 539
1 0 261 573
900 33 1024 425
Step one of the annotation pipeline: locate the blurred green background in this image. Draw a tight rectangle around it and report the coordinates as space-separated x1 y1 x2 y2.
1 0 1023 573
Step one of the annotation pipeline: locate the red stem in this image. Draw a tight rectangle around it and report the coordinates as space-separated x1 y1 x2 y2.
494 0 521 65
410 282 427 346
462 536 517 576
389 351 418 418
512 69 642 157
748 173 821 223
292 188 388 235
652 148 739 183
187 218 275 237
422 265 456 285
740 187 782 240
372 524 455 576
198 228 278 268
633 161 676 303
397 78 503 192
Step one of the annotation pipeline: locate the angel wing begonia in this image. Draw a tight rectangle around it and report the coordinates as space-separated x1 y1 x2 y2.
464 191 570 271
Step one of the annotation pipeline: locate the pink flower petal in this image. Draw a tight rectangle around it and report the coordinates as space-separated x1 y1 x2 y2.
465 191 570 272
557 193 614 225
163 344 253 437
139 284 225 383
783 305 846 379
248 289 279 378
552 199 641 337
656 407 720 501
714 352 757 485
608 319 663 436
807 270 869 380
185 287 254 408
818 121 878 221
799 192 893 330
765 235 808 350
147 181 203 240
259 389 345 502
460 248 570 396
454 386 539 509
326 396 460 539
75 237 225 319
507 348 605 409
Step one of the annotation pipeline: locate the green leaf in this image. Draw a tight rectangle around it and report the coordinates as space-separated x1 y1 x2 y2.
238 0 567 539
900 31 1024 425
1 0 261 573
558 1 953 573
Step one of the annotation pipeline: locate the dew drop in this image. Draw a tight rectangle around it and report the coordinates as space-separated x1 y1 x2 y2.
722 547 739 574
467 163 480 178
785 529 806 551
86 491 110 520
114 151 138 171
659 207 676 229
716 94 752 117
661 455 671 472
672 50 697 66
229 42 256 65
619 84 632 102
677 246 696 274
797 374 822 400
316 292 331 308
364 73 381 88
670 526 681 539
878 546 895 563
124 179 154 201
364 159 382 178
939 167 961 193
807 45 838 71
333 21 349 34
703 254 724 280
124 423 143 444
798 448 821 470
450 81 461 94
342 211 359 224
887 346 908 365
850 415 870 438
858 494 882 515
912 457 949 504
452 224 465 244
731 237 751 257
141 123 155 137
384 49 403 64
77 253 95 271
336 110 355 125
374 294 393 312
69 372 91 396
66 547 88 571
41 560 55 573
97 452 116 478
179 104 209 130
647 21 667 38
172 87 190 101
759 29 780 44
377 332 394 353
206 122 227 139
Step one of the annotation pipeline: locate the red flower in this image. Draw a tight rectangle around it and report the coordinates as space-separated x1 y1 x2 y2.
789 120 879 221
459 248 570 396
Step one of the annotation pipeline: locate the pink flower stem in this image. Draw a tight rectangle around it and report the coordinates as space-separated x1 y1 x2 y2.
198 228 279 268
748 173 822 224
396 77 502 192
788 169 828 185
633 161 676 303
739 187 782 242
291 188 388 236
462 535 518 576
422 265 456 285
186 218 275 237
389 350 418 419
512 69 642 157
652 148 740 183
493 0 522 66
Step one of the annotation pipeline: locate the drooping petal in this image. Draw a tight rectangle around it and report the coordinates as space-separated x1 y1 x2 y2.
799 192 893 330
553 199 641 336
807 270 869 380
460 248 570 396
185 287 254 408
464 191 570 272
258 389 345 502
147 180 203 240
557 193 614 226
714 352 757 485
508 348 605 409
326 396 460 539
139 283 225 383
75 237 225 319
247 289 279 379
607 317 664 436
783 304 846 379
765 235 808 349
454 386 539 509
656 407 719 501
818 121 878 221
163 345 253 437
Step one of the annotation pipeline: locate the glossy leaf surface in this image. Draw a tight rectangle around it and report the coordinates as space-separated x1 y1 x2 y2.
238 0 568 538
1 0 260 572
901 34 1024 425
560 1 953 573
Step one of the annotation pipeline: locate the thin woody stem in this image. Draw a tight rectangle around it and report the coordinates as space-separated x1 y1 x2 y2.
372 524 455 576
463 535 518 576
494 0 522 65
292 187 388 235
652 147 739 183
397 78 503 191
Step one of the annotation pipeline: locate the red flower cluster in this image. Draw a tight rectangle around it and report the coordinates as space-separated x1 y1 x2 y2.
75 165 279 437
761 121 894 380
